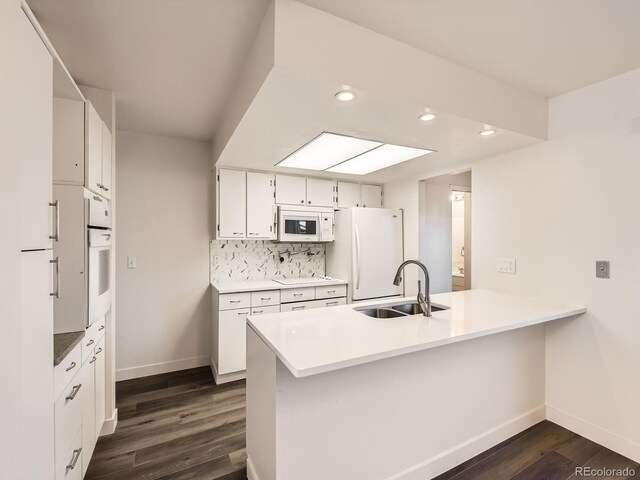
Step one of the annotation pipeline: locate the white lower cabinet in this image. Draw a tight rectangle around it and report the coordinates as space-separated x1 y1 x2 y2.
54 327 106 479
212 283 347 383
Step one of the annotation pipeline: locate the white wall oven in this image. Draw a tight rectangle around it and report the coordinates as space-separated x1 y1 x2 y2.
87 194 112 326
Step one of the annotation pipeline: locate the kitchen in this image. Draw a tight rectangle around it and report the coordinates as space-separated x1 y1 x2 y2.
2 1 639 480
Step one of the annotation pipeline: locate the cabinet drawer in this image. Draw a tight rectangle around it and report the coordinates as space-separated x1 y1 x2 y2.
281 298 347 312
251 290 280 307
452 276 465 287
81 321 104 363
55 428 83 480
218 292 251 311
315 284 347 300
250 305 280 316
314 297 347 308
281 287 315 304
55 371 84 473
54 343 82 401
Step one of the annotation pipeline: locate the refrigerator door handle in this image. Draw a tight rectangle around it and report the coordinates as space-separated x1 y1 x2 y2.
355 225 361 290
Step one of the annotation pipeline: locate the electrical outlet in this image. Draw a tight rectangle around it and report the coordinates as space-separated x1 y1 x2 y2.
127 256 137 269
498 258 516 274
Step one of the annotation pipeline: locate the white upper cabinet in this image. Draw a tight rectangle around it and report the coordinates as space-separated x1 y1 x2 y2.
247 172 276 239
17 13 53 251
306 178 337 207
101 123 112 199
275 174 306 205
85 102 103 195
218 169 247 238
361 184 383 208
337 181 361 208
53 98 85 184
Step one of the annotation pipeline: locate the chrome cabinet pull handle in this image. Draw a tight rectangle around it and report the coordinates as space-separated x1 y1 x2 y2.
98 325 105 331
93 195 103 202
260 297 271 301
229 300 241 303
96 347 103 355
326 301 338 306
327 290 336 294
49 200 60 241
292 306 306 310
253 310 263 314
86 339 94 347
232 232 243 235
65 361 76 372
237 312 249 315
66 384 82 401
103 186 109 192
293 293 303 297
50 257 60 298
66 448 82 472
89 356 97 364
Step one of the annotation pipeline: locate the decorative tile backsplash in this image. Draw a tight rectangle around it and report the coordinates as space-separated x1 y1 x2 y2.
210 240 326 282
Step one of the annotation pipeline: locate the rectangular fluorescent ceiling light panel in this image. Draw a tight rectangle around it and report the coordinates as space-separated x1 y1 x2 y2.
327 144 435 175
277 132 382 170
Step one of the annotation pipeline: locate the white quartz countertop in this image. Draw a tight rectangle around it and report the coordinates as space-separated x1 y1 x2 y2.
211 278 347 294
247 289 586 378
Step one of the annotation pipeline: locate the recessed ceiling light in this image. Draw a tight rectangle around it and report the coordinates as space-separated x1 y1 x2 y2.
479 129 496 136
335 90 356 102
327 144 435 175
419 113 436 122
277 132 381 171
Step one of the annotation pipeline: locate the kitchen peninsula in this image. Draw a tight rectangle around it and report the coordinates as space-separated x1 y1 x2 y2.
246 289 585 480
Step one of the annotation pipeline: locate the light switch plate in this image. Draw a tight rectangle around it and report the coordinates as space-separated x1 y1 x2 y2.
127 256 137 269
596 260 610 279
498 258 516 274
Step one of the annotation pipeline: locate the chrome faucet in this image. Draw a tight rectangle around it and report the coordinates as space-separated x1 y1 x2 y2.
393 260 432 317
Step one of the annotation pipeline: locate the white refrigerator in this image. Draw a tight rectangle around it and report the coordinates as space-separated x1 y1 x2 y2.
326 208 404 302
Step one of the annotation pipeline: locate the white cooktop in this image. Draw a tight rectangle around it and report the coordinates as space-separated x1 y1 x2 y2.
273 277 336 285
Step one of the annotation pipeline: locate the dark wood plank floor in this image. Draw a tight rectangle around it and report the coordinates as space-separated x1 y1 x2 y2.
86 367 638 480
85 367 247 480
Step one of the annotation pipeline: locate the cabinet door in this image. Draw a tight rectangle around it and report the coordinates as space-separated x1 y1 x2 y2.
80 356 96 475
275 174 306 205
361 184 383 208
94 336 106 440
14 12 53 251
53 98 85 184
218 308 250 374
337 181 361 208
246 172 275 239
85 102 103 195
306 178 337 207
19 250 55 479
101 122 112 199
217 169 246 238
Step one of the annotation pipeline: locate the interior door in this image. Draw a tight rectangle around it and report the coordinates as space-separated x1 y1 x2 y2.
352 208 403 300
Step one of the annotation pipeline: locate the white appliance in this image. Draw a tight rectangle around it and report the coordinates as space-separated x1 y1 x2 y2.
326 208 403 302
277 206 334 243
87 193 112 326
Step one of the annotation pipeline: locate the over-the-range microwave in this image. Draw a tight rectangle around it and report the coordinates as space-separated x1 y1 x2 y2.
277 206 334 243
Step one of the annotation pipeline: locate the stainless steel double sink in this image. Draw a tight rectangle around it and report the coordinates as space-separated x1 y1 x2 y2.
355 301 449 318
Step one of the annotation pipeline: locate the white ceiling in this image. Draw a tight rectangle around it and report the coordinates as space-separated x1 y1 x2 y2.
299 0 640 98
27 0 271 141
27 0 640 142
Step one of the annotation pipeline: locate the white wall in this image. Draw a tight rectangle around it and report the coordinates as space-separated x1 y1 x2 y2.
115 131 212 380
473 68 640 461
385 67 640 461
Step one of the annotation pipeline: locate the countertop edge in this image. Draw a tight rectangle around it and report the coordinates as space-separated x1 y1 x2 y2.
53 331 85 366
247 303 587 379
211 278 348 294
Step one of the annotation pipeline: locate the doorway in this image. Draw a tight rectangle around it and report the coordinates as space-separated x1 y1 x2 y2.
418 170 472 293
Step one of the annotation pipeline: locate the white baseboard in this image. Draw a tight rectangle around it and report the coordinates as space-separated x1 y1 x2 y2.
116 355 210 381
387 406 547 480
210 358 246 385
546 406 640 463
247 456 259 480
100 408 118 436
